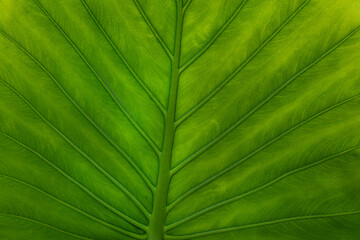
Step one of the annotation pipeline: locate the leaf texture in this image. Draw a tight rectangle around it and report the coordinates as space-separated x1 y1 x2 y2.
0 0 359 239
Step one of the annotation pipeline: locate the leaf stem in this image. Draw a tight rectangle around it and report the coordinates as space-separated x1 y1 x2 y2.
147 1 183 239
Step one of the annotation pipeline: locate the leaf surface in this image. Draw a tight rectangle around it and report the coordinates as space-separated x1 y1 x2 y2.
0 0 360 239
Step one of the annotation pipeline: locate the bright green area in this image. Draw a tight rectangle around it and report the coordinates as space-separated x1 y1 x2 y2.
0 0 360 239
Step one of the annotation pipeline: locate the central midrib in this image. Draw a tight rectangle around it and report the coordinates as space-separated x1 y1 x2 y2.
147 1 183 240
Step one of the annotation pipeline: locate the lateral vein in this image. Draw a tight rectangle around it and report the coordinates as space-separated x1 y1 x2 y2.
172 25 359 175
34 0 161 157
167 94 360 212
132 0 174 60
0 131 146 233
179 0 249 72
175 0 310 126
165 210 360 239
0 14 155 193
0 212 95 240
165 141 360 230
0 173 146 238
80 0 166 116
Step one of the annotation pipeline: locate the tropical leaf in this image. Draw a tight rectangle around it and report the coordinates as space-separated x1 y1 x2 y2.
0 0 360 239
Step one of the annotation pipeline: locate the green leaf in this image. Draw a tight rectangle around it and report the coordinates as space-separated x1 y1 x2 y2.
0 0 359 239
